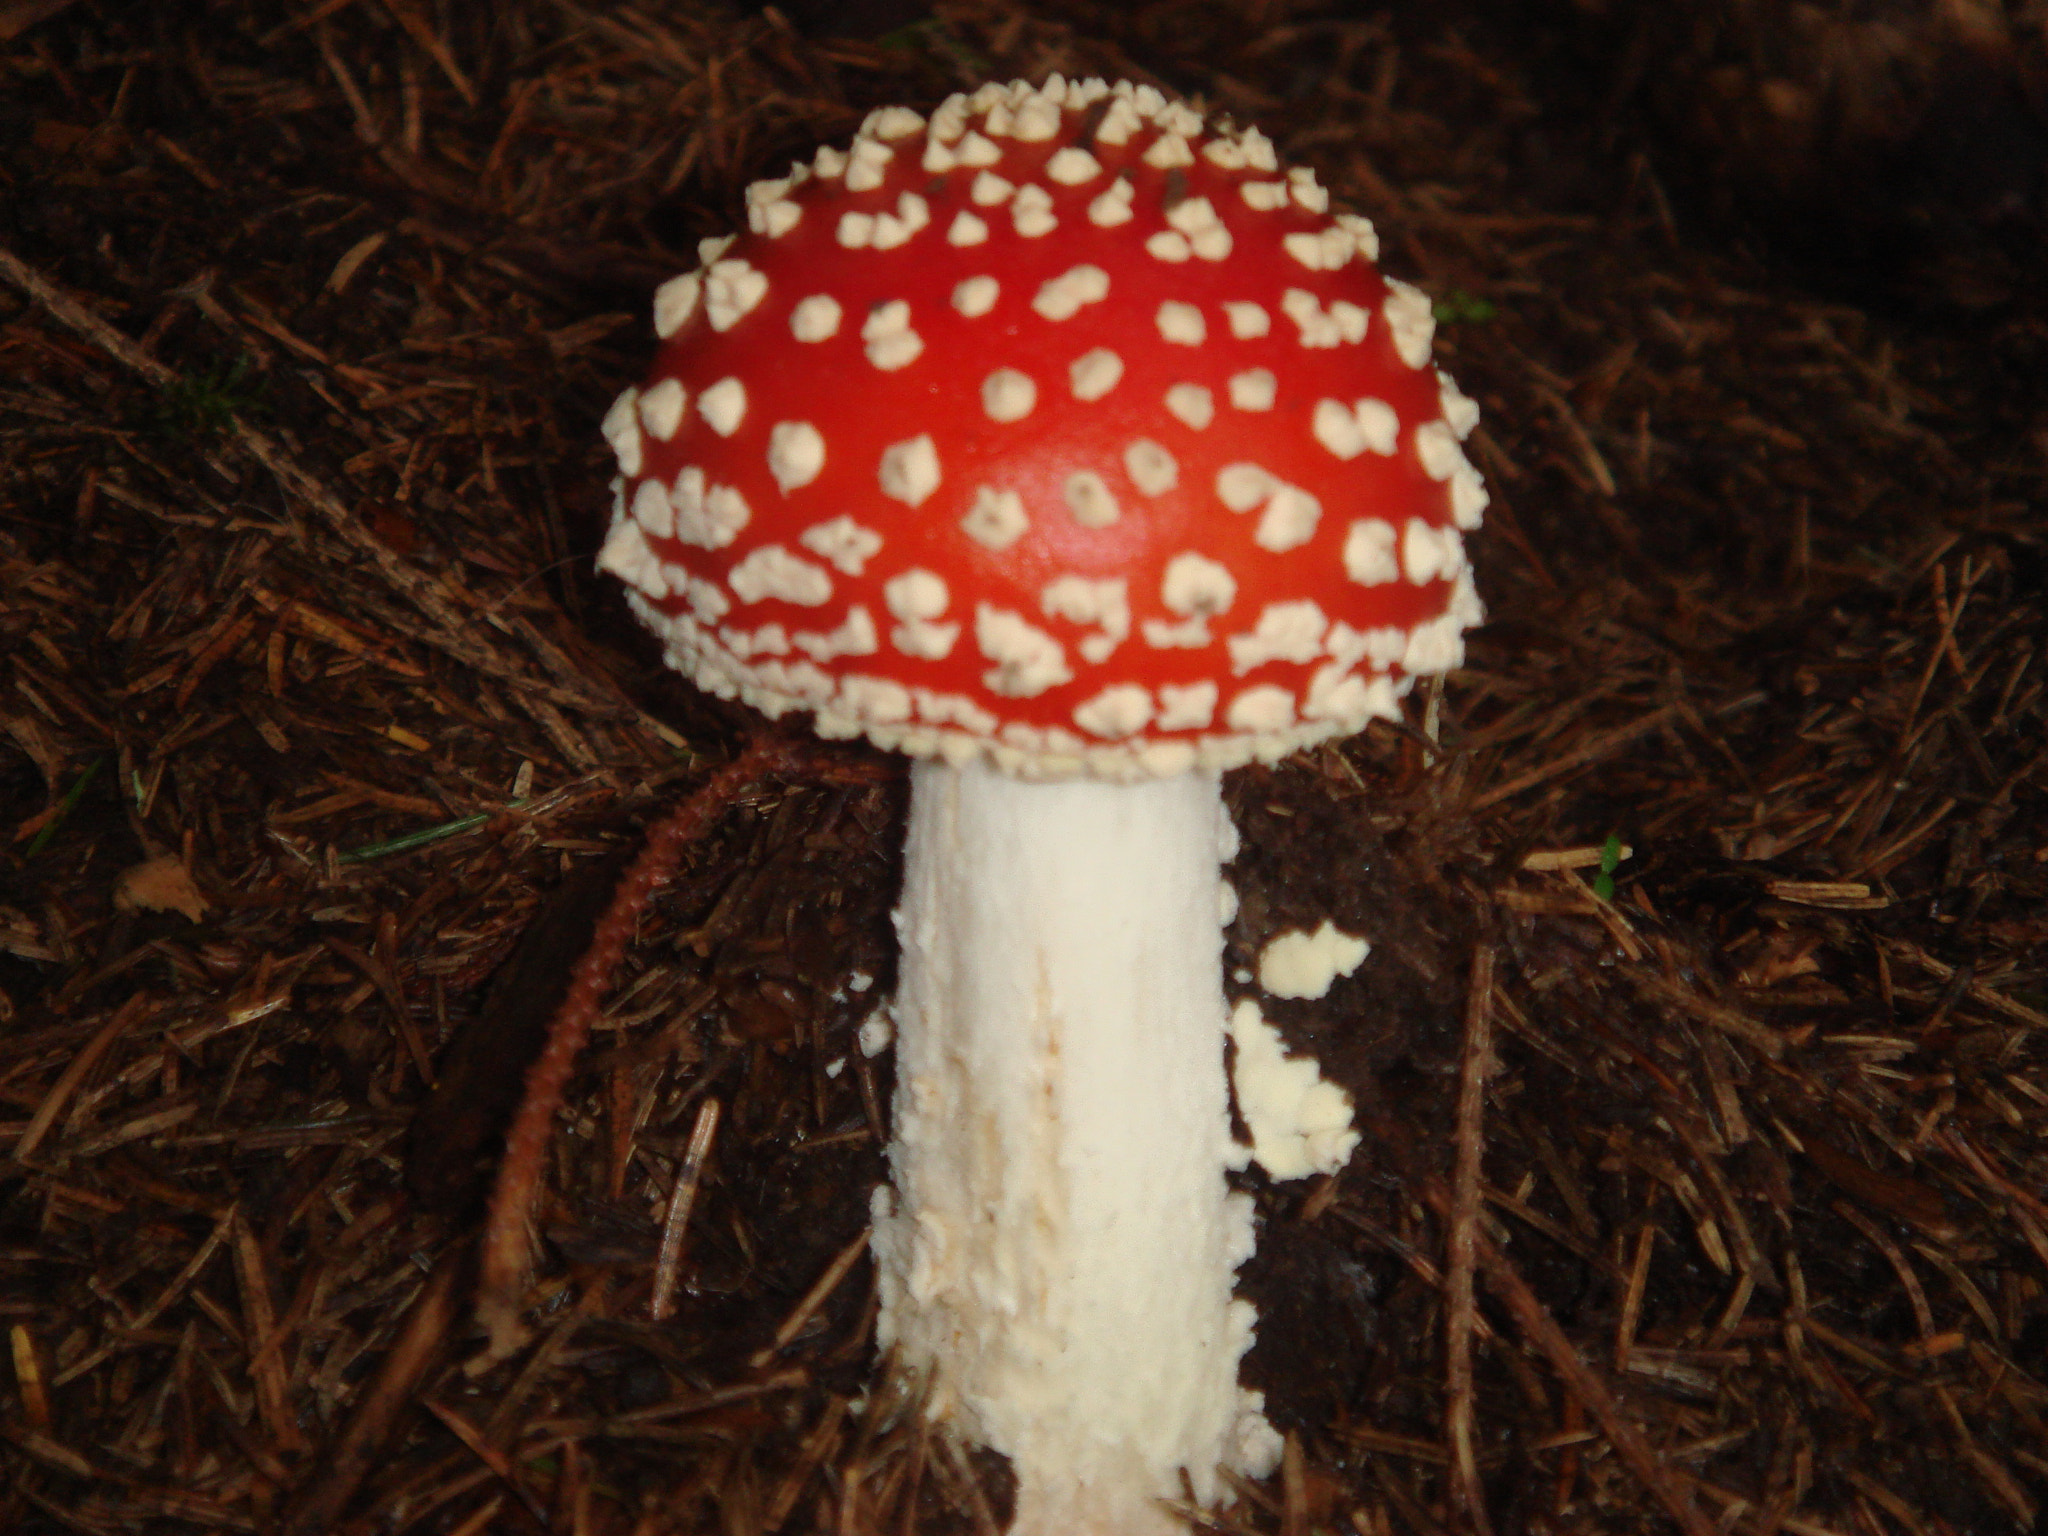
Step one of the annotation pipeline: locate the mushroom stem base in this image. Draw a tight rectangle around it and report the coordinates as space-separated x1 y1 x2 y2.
872 759 1275 1536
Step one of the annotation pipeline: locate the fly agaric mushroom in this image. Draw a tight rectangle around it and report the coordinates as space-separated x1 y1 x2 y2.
597 77 1486 1536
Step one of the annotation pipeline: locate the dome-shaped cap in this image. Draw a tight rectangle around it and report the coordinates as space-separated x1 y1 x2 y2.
599 77 1486 780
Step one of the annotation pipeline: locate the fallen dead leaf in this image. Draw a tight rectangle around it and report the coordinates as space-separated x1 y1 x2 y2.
114 855 210 922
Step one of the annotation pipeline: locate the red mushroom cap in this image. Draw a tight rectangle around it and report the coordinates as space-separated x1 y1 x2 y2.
599 77 1486 779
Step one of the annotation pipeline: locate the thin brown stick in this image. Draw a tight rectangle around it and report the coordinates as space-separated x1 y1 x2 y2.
1427 1181 1716 1536
651 1097 722 1321
1445 944 1496 1536
12 992 154 1161
753 1228 873 1367
278 1236 474 1536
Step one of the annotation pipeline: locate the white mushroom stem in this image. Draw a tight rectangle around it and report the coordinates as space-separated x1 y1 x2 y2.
871 759 1277 1536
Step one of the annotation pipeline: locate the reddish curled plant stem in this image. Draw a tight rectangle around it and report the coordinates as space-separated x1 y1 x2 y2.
477 734 798 1355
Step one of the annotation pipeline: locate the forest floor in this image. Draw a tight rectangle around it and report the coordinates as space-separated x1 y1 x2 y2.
1 2 2045 1533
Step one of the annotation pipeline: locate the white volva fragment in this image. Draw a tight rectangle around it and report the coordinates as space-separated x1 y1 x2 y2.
1161 552 1237 618
1166 196 1231 260
1382 279 1436 369
954 129 1002 166
982 369 1038 423
1256 485 1321 553
887 569 960 659
1414 420 1461 481
720 622 787 659
953 276 999 317
1228 370 1275 411
1281 288 1346 348
799 515 883 575
839 674 915 722
1156 681 1218 729
948 211 990 246
1070 348 1124 401
705 259 769 330
1238 126 1278 171
923 136 957 174
698 235 735 266
929 94 968 141
871 192 931 250
1222 301 1270 338
678 572 730 623
1287 166 1329 213
1202 135 1245 169
878 764 1273 1536
631 478 673 538
790 293 842 341
1033 265 1109 321
793 605 879 662
886 568 951 620
1336 212 1380 260
962 486 1028 550
1046 146 1102 184
1013 93 1062 141
1402 519 1465 585
866 105 925 140
698 376 747 436
1145 231 1192 263
1012 184 1056 237
601 388 643 476
638 378 687 441
971 171 1015 206
749 198 801 238
1216 462 1276 513
1403 608 1469 676
670 467 751 548
1227 600 1329 674
1240 181 1288 211
879 435 941 507
1165 383 1215 429
728 544 833 606
1450 462 1490 530
893 618 961 660
1437 370 1480 439
915 688 999 736
812 144 847 178
863 300 924 371
859 1010 893 1057
838 211 876 249
1123 439 1178 496
1157 302 1206 345
1226 685 1295 732
1157 101 1203 136
1064 471 1120 528
596 518 660 594
767 420 825 493
1143 131 1194 168
1282 231 1337 270
653 273 701 338
1088 179 1135 227
1075 685 1153 738
1228 999 1360 1179
845 136 893 192
1356 398 1400 454
1259 921 1369 999
1041 575 1130 664
1313 399 1368 459
1342 519 1400 585
1094 94 1143 145
975 606 1073 696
